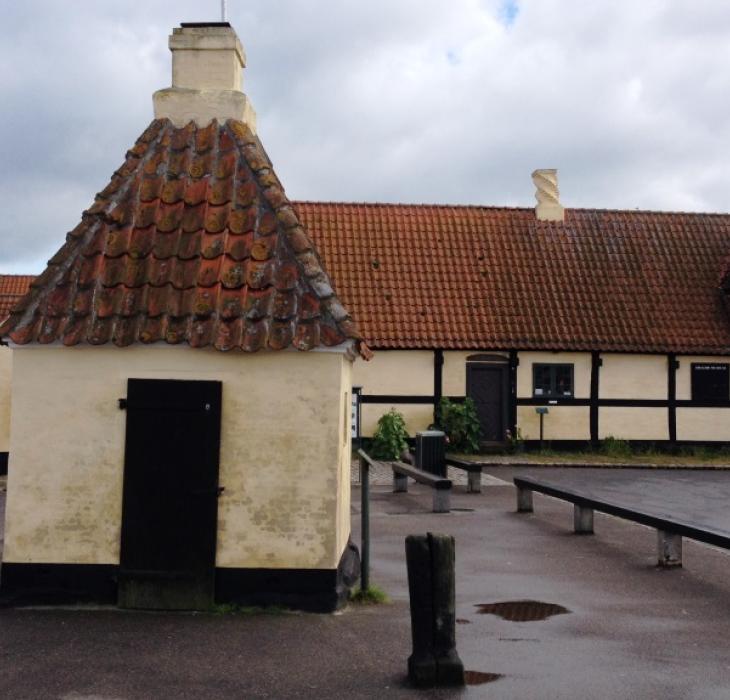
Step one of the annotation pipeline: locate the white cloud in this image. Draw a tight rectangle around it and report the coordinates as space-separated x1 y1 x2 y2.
1 1 730 271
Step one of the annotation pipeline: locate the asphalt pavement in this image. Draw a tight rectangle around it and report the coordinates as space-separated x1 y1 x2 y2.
2 468 730 698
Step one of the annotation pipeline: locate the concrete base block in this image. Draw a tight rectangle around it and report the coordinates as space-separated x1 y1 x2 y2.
573 505 594 534
657 530 682 567
432 489 451 514
467 470 482 494
517 487 533 513
394 473 408 493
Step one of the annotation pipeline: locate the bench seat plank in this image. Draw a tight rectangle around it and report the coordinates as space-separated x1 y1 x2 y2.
514 476 730 551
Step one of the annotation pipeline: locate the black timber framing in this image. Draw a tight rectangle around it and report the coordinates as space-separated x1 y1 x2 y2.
590 352 601 446
508 350 518 435
434 349 444 424
0 540 360 612
668 353 678 444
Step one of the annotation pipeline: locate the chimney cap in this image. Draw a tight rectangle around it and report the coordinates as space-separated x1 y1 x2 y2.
180 22 232 28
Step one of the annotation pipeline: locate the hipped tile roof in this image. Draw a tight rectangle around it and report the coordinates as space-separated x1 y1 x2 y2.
1 120 362 354
296 202 730 354
0 276 35 320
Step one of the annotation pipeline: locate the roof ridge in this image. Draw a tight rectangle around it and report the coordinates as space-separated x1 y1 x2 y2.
292 200 730 218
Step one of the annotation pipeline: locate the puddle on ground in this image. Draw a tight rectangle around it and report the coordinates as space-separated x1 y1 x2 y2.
465 671 503 686
475 600 570 622
456 618 471 624
450 508 475 512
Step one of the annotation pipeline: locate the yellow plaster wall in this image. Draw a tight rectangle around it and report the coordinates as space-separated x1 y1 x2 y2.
335 359 353 559
442 351 509 396
517 406 590 441
0 346 12 453
352 350 433 396
4 346 351 571
517 352 591 398
599 407 668 440
360 403 433 439
677 409 730 441
600 354 667 400
676 356 730 401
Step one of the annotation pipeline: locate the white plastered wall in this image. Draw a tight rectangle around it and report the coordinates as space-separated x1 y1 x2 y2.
353 350 433 437
600 354 667 399
4 346 351 571
0 346 12 453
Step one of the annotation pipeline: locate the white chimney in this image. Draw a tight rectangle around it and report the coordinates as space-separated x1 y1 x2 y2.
153 23 257 131
531 169 564 222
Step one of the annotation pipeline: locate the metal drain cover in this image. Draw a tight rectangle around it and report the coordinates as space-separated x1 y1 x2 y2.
465 671 503 686
475 599 570 622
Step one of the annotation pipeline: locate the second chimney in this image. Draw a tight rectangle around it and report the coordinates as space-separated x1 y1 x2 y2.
532 169 564 222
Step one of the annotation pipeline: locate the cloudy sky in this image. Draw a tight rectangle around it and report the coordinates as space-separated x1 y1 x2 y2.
2 1 730 272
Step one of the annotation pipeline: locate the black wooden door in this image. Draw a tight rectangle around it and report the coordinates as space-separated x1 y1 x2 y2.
118 379 222 611
466 365 508 442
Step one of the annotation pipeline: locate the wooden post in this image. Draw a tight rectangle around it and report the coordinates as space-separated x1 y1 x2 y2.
405 533 464 687
361 454 370 592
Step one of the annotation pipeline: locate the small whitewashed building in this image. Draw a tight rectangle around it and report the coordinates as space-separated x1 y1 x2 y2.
0 23 366 611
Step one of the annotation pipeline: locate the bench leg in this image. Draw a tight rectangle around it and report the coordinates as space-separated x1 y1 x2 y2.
657 530 682 568
516 487 533 513
573 505 594 534
433 488 451 513
467 470 482 494
393 473 408 493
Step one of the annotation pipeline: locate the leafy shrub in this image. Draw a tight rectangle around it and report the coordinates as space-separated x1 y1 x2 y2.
370 409 409 460
438 398 481 453
600 436 631 458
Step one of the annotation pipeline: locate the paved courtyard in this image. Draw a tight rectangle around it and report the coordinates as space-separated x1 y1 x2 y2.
2 469 730 697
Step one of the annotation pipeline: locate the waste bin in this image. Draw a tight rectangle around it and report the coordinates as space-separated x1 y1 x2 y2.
415 430 446 477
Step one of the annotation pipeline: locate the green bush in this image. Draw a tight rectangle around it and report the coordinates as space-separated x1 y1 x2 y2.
370 409 409 460
438 398 481 453
349 585 389 605
600 436 631 458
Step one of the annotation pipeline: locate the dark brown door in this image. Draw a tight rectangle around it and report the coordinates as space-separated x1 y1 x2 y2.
118 379 222 611
467 364 508 442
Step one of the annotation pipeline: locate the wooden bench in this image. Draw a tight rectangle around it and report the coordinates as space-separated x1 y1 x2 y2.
513 476 730 568
390 461 452 513
445 456 484 493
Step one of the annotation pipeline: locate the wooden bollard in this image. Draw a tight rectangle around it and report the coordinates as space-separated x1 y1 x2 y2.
405 533 464 687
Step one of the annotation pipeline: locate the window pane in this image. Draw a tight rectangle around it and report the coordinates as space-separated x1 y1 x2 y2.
534 365 551 396
555 366 573 396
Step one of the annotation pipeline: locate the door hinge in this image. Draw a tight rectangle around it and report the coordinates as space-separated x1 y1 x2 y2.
118 398 128 410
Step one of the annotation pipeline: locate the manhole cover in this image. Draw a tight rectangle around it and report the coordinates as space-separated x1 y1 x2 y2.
465 671 503 686
475 600 570 622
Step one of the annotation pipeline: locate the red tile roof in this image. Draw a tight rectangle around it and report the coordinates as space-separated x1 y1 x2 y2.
296 202 730 354
1 120 363 354
0 275 34 320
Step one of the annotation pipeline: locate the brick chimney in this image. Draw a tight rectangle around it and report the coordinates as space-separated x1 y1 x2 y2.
531 169 564 222
153 23 257 131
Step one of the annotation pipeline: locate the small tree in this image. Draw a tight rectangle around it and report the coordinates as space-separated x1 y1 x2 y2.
438 398 481 453
370 409 409 460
